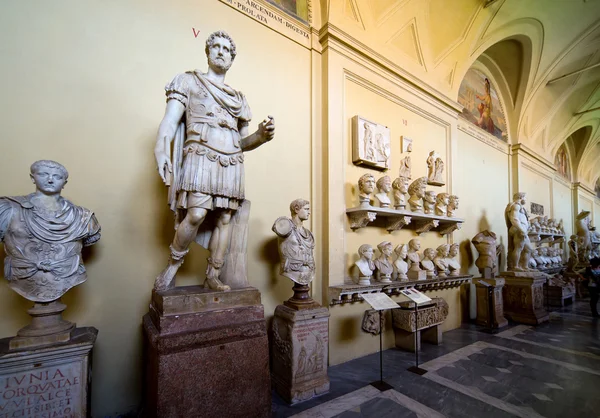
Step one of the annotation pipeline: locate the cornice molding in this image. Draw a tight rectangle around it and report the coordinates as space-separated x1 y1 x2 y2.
511 143 556 172
574 181 596 196
319 23 463 114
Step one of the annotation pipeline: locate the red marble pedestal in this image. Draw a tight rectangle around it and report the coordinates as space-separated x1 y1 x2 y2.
143 286 271 418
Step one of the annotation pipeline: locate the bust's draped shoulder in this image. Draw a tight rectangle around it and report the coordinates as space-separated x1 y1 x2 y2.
83 213 101 247
0 198 16 242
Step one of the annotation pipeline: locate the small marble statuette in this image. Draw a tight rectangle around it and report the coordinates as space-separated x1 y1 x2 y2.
505 192 534 271
426 151 445 186
362 309 383 335
421 248 437 278
154 30 276 293
354 244 375 285
423 191 436 215
392 177 409 210
352 116 391 170
472 230 500 278
273 199 320 308
0 160 101 349
446 243 461 276
435 193 449 216
394 244 409 281
399 155 411 179
374 176 392 208
374 241 394 283
358 173 376 207
576 210 594 262
447 195 459 217
567 235 579 271
434 244 449 277
407 177 428 213
407 238 426 280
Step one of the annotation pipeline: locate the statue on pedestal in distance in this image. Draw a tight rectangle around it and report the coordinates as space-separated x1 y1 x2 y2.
505 192 534 271
153 31 275 292
0 160 101 348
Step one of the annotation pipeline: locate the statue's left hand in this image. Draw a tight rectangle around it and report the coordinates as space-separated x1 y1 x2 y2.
258 116 275 142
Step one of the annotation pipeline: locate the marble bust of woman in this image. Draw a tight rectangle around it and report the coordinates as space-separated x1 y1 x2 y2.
354 244 375 286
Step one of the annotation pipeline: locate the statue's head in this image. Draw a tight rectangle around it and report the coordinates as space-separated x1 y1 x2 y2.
376 176 392 193
436 244 449 257
392 177 409 193
424 190 436 203
358 244 374 260
289 198 310 220
449 243 459 257
358 173 376 194
377 241 393 256
30 160 68 195
205 30 236 72
513 192 526 205
408 238 420 251
394 244 408 258
424 248 435 259
449 195 459 206
436 193 449 205
408 177 428 198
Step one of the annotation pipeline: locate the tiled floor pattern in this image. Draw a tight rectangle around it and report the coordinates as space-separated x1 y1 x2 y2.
272 299 600 418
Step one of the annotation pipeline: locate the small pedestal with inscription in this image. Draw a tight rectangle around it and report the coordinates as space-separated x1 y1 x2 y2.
270 297 330 404
143 286 271 418
475 278 508 329
0 327 97 417
501 271 548 325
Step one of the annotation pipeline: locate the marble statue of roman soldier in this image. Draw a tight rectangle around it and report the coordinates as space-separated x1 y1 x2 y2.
154 31 275 292
272 199 315 285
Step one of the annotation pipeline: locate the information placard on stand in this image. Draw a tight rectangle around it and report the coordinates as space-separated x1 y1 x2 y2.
398 288 431 375
360 293 398 392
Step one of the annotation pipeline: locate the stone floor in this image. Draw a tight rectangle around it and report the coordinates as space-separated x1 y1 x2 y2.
272 299 600 418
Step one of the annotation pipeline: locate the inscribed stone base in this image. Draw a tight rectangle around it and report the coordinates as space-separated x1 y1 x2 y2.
500 272 549 325
475 278 508 329
0 327 97 417
143 286 271 418
271 304 330 404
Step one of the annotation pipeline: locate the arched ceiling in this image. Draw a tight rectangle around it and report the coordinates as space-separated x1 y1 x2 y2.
323 0 600 187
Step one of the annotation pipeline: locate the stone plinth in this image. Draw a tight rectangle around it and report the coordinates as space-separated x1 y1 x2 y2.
545 285 575 307
0 327 97 417
501 271 549 325
143 286 271 418
475 278 508 329
391 298 448 352
271 304 330 404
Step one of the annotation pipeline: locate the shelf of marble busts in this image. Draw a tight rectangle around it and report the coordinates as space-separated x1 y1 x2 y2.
528 232 565 244
328 275 472 306
536 265 566 275
346 206 464 235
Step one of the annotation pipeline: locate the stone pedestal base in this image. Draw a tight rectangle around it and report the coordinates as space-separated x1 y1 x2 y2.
501 272 549 325
475 278 508 329
407 270 426 281
0 327 96 417
271 304 330 404
143 286 271 418
391 298 448 352
10 300 75 350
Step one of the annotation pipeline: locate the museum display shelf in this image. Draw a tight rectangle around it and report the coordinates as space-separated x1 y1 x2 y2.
528 232 565 243
536 265 565 275
328 275 472 305
346 206 464 235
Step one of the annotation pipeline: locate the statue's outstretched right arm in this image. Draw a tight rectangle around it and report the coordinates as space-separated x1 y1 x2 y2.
155 100 185 184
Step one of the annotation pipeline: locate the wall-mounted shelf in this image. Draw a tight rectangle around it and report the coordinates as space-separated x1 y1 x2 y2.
328 275 472 306
528 232 566 244
346 206 464 235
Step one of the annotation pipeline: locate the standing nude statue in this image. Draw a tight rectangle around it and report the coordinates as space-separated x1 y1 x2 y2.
505 192 534 271
154 31 275 292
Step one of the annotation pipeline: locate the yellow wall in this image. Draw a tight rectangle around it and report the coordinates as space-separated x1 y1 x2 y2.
0 1 313 416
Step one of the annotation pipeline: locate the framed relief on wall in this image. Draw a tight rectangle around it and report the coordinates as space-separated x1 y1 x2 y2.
352 115 391 170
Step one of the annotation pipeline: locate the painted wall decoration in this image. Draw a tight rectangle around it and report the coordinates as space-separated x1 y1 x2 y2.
458 68 508 142
352 115 391 170
266 0 310 23
554 144 571 181
531 203 544 216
